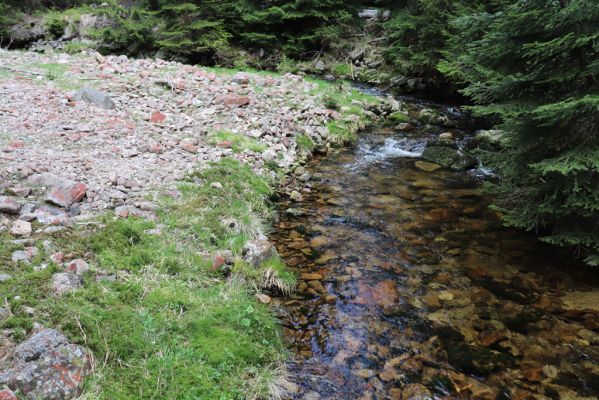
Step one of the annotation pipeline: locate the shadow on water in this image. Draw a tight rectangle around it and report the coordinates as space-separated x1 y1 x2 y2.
269 96 599 400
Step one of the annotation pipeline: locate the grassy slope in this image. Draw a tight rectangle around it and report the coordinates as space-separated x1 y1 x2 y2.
0 65 381 398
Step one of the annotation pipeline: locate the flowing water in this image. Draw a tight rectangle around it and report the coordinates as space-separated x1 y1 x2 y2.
270 97 599 400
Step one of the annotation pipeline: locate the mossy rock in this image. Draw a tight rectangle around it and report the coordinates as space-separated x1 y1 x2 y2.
421 144 477 171
388 111 410 123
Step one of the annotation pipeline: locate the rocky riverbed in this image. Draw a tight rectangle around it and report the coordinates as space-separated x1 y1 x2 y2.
270 99 599 400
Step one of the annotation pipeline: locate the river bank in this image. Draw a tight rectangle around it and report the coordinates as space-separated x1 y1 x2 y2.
0 49 393 399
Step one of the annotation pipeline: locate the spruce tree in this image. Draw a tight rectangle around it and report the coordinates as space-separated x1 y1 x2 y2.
442 0 599 264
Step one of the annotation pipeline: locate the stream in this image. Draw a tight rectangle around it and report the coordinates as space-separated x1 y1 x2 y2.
269 95 599 399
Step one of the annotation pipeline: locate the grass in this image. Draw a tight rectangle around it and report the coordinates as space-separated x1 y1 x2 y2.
0 158 295 399
296 134 316 152
305 77 382 144
208 130 268 154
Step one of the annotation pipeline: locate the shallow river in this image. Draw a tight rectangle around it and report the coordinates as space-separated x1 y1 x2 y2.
269 97 599 400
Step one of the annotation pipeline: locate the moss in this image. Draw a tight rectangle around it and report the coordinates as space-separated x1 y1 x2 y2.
388 110 410 123
208 130 267 153
296 134 316 152
332 62 352 77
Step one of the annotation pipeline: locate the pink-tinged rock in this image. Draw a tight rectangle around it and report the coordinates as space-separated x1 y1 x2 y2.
211 255 226 271
0 196 21 214
0 389 17 400
223 94 250 108
231 72 250 85
114 205 145 219
147 143 164 154
11 220 32 237
64 259 89 275
46 182 87 208
216 141 232 149
50 252 65 264
10 140 24 149
207 73 217 81
180 140 198 153
172 77 186 90
150 111 166 123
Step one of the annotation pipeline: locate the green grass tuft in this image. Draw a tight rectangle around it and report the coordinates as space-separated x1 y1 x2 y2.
208 130 267 154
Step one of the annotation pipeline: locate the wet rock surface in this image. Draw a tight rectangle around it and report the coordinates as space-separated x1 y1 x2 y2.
271 100 599 399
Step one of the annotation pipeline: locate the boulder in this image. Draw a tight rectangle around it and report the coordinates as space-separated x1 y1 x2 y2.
1 329 91 400
242 240 278 267
73 86 116 110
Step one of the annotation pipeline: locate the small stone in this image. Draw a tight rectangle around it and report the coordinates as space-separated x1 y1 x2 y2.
11 220 32 236
0 274 11 282
95 275 116 282
46 182 87 208
50 252 65 264
74 86 116 109
401 383 432 400
379 368 397 382
139 202 158 211
0 389 17 400
211 255 226 271
262 148 277 162
255 293 272 304
52 273 83 295
63 259 89 275
290 191 303 202
223 94 250 107
150 111 166 123
438 290 454 301
414 161 442 172
210 182 223 190
0 196 21 214
231 72 250 85
439 132 454 140
242 240 278 267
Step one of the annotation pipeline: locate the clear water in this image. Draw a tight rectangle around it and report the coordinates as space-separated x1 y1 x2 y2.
270 101 599 400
